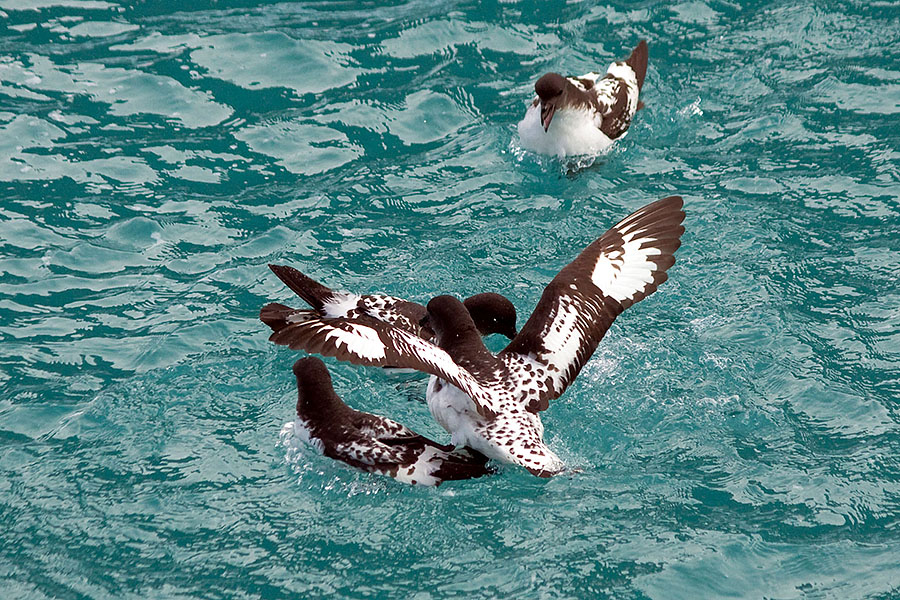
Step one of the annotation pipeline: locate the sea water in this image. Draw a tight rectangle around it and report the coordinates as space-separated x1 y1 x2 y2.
1 1 899 598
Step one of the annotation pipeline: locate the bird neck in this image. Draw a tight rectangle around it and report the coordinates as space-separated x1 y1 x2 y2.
297 384 349 422
438 326 493 366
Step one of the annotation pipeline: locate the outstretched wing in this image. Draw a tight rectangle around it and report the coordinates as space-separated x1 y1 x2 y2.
260 299 428 340
266 314 501 418
260 303 315 333
268 263 339 312
356 295 428 338
502 196 685 412
267 264 429 337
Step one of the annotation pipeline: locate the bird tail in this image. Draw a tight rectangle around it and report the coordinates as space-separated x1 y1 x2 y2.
626 40 648 91
268 264 334 311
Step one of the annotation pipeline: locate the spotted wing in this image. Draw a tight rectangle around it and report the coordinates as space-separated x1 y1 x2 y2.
357 295 428 338
501 196 685 412
331 438 492 486
267 263 428 337
267 315 501 418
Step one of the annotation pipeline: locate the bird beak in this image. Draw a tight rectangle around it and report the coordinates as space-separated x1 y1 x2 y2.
540 101 556 132
503 327 518 341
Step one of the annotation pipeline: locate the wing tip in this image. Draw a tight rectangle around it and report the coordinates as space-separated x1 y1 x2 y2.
431 451 496 483
260 302 293 332
625 39 648 90
525 464 565 478
268 263 334 310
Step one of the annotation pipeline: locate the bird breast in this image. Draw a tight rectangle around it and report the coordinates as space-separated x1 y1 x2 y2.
426 377 484 443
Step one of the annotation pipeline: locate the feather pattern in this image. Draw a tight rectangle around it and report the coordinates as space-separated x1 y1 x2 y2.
265 196 684 477
518 40 648 157
501 195 684 411
288 356 492 486
261 264 518 345
269 315 505 418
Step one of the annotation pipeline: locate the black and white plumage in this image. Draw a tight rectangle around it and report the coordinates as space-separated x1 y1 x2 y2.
266 197 685 477
286 356 493 486
518 40 648 157
260 264 518 343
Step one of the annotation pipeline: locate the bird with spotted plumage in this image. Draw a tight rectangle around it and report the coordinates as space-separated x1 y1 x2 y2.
284 356 493 486
518 40 648 157
265 197 685 478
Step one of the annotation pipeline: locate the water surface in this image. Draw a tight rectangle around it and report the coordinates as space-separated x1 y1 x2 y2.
1 1 899 598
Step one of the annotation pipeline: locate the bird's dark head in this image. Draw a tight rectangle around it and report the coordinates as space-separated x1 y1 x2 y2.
293 355 330 381
535 72 567 131
463 293 518 340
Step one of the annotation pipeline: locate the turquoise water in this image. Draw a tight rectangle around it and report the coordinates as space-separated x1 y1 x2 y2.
2 0 899 597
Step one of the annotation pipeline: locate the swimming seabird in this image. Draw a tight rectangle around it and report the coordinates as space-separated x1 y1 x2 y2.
287 356 493 486
518 40 648 157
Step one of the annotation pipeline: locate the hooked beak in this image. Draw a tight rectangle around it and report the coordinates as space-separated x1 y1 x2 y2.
540 101 556 132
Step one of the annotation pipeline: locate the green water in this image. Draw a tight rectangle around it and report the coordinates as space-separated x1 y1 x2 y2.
1 1 899 598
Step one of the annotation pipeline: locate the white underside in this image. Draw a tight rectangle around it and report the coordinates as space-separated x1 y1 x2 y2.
517 105 616 158
389 446 444 486
427 376 486 450
284 418 324 453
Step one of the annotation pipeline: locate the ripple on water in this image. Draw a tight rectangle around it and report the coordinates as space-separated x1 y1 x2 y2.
1 0 900 598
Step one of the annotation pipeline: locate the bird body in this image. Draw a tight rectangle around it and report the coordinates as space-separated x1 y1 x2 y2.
288 356 492 486
426 376 563 474
518 40 648 157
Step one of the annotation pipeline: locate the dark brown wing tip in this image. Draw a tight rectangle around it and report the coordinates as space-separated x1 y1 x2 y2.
615 195 685 233
656 195 683 210
267 263 290 279
267 263 333 311
626 39 648 91
260 302 293 331
432 458 496 483
527 466 562 478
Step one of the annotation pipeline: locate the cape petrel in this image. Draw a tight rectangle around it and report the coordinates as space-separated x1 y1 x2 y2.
518 40 648 157
286 356 493 486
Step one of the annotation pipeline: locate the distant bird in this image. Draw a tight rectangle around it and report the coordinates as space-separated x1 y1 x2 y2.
287 356 493 486
518 40 648 157
260 264 518 344
265 197 685 478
